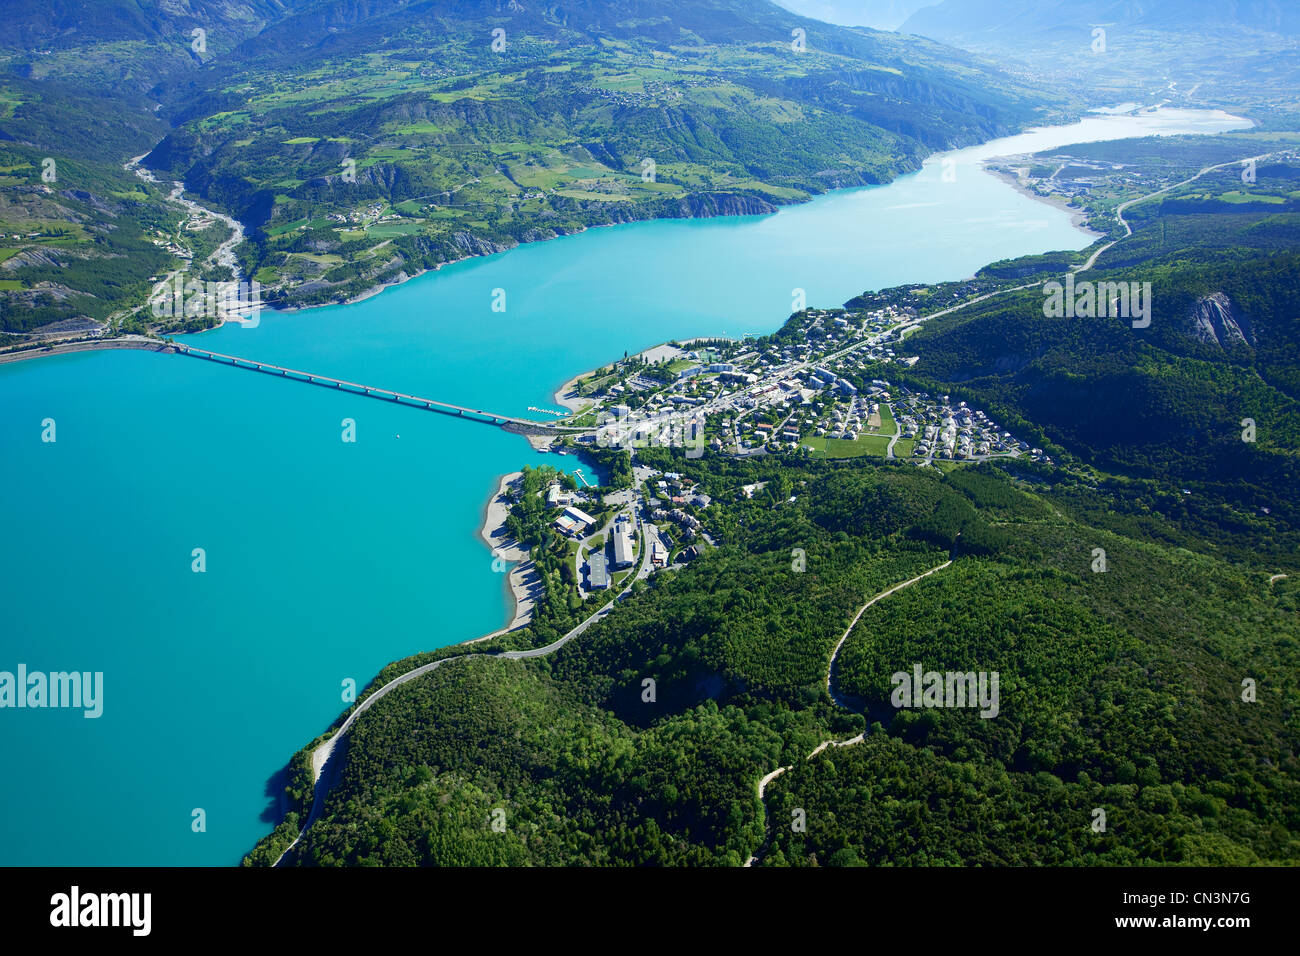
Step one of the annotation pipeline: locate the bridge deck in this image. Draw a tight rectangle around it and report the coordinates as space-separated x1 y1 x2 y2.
176 344 570 429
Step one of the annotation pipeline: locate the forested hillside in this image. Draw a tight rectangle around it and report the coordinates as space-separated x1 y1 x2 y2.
251 443 1296 866
902 227 1300 560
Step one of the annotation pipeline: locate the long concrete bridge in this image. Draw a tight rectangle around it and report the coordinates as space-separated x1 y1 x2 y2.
174 344 588 433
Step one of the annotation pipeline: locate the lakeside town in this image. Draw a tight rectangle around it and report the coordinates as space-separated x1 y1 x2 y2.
549 290 1040 468
477 282 1046 639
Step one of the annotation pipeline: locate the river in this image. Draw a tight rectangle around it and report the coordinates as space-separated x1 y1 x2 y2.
0 106 1249 865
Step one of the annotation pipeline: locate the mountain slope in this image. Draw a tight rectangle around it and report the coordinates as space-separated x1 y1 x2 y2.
139 0 1065 309
0 0 1066 330
773 1 940 30
0 0 294 87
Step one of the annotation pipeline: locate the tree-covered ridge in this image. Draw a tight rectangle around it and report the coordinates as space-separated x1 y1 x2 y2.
824 519 1297 861
253 440 1297 865
886 159 1300 557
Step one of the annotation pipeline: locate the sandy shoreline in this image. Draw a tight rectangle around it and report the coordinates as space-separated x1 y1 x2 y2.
982 161 1103 236
554 369 599 415
471 471 539 642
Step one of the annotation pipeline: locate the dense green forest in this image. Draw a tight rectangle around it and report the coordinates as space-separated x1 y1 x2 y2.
897 225 1300 555
251 450 1297 866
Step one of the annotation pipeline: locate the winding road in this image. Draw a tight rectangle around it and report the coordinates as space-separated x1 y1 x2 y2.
273 488 654 865
744 559 952 867
1076 150 1283 273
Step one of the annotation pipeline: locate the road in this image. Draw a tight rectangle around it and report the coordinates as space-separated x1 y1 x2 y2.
273 471 655 865
745 559 952 867
0 335 166 364
885 414 902 459
1076 150 1283 273
825 561 952 710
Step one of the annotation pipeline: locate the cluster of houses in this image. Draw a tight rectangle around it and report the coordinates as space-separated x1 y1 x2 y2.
652 506 704 543
595 402 706 450
573 78 701 110
809 392 885 440
896 393 1040 462
148 229 192 260
327 202 389 227
750 308 909 373
650 472 710 507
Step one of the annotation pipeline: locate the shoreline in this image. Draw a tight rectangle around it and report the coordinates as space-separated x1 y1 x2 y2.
4 100 1192 367
266 101 1187 315
981 161 1103 235
0 336 169 365
554 369 599 416
472 471 537 642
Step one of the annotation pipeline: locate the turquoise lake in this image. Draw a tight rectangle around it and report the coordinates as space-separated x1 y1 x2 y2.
0 107 1249 865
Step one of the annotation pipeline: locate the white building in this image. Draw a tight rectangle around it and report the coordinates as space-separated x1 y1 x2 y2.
613 524 636 568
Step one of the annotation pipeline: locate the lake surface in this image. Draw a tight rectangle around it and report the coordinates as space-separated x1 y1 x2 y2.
0 106 1249 865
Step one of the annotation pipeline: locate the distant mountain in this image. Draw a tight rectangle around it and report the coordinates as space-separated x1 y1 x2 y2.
215 0 957 67
901 0 1300 42
137 0 1065 309
895 0 1300 121
771 0 939 30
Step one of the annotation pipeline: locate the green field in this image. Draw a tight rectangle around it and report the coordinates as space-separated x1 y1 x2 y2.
264 217 309 237
802 404 899 459
802 433 893 459
1217 190 1287 204
872 403 897 435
